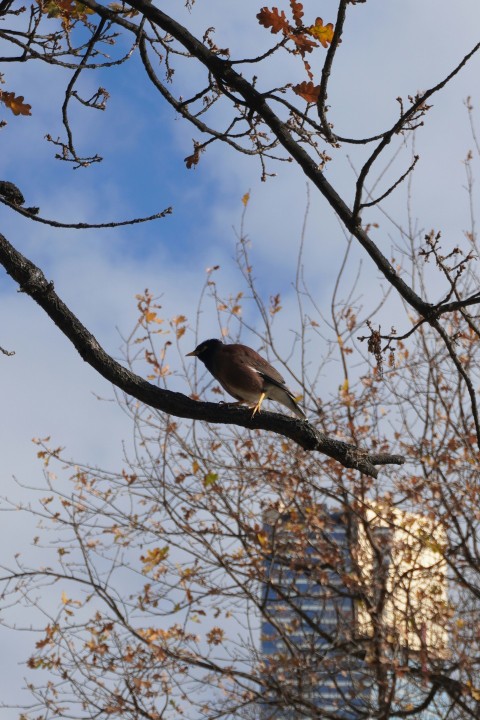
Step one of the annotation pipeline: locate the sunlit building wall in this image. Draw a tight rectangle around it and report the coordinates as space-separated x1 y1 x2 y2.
260 503 449 719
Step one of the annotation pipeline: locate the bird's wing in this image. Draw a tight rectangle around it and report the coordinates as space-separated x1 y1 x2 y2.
231 345 286 383
254 368 290 392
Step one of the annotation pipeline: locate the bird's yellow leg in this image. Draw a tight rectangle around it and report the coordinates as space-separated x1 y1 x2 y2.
251 392 266 418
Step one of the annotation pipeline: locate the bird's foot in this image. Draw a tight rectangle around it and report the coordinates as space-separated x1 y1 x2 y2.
251 392 266 418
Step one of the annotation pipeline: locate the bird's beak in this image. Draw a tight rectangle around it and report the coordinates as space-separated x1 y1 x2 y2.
186 349 198 357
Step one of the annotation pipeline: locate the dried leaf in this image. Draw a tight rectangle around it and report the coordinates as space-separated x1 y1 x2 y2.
290 0 304 27
293 81 320 103
0 91 32 116
141 546 169 573
206 627 225 645
241 191 250 207
185 142 203 169
145 310 160 323
289 32 317 54
269 293 282 315
257 6 289 34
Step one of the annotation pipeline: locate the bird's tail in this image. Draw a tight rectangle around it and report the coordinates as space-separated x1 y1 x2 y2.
268 385 306 419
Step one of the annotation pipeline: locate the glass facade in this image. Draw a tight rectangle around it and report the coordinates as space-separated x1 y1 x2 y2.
259 506 450 720
260 510 372 719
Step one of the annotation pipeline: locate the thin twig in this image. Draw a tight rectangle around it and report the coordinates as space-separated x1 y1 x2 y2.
0 193 172 228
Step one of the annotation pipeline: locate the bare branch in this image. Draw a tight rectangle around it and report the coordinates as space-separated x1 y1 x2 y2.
316 0 348 145
359 154 420 210
4 201 173 229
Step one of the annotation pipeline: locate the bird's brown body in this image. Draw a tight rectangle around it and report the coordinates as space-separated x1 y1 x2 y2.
187 339 305 419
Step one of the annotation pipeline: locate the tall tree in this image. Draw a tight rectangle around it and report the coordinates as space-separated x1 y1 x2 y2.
1 1 480 717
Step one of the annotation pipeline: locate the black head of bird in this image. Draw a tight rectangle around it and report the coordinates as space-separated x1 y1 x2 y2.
186 338 305 419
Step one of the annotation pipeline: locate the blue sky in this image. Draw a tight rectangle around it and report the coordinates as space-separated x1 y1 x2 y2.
1 0 480 713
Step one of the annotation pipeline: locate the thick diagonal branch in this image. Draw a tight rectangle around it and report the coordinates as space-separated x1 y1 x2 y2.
0 232 403 478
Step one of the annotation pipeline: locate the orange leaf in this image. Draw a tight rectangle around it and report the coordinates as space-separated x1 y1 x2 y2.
289 32 317 54
185 143 203 169
308 17 334 48
290 0 304 27
293 81 320 103
0 91 32 116
185 152 199 169
257 7 289 34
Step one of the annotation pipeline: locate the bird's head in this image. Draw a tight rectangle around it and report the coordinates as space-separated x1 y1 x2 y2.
186 338 223 360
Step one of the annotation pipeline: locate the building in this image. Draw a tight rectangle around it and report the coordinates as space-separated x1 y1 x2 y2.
259 502 449 719
355 503 449 660
260 507 371 719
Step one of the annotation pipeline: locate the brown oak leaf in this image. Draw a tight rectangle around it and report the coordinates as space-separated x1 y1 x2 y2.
290 0 304 27
293 81 320 103
0 91 32 116
288 32 317 54
256 7 289 34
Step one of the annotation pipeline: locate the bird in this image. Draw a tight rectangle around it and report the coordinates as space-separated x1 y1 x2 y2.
186 338 306 419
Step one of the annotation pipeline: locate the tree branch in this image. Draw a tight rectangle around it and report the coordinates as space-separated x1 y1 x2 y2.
117 0 432 319
0 231 404 478
316 0 348 144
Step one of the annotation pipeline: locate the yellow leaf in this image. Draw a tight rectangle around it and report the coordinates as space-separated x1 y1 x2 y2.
145 310 163 324
141 546 169 573
307 17 334 48
204 472 218 487
61 591 69 604
467 681 480 701
341 378 349 393
257 531 269 548
242 192 250 206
